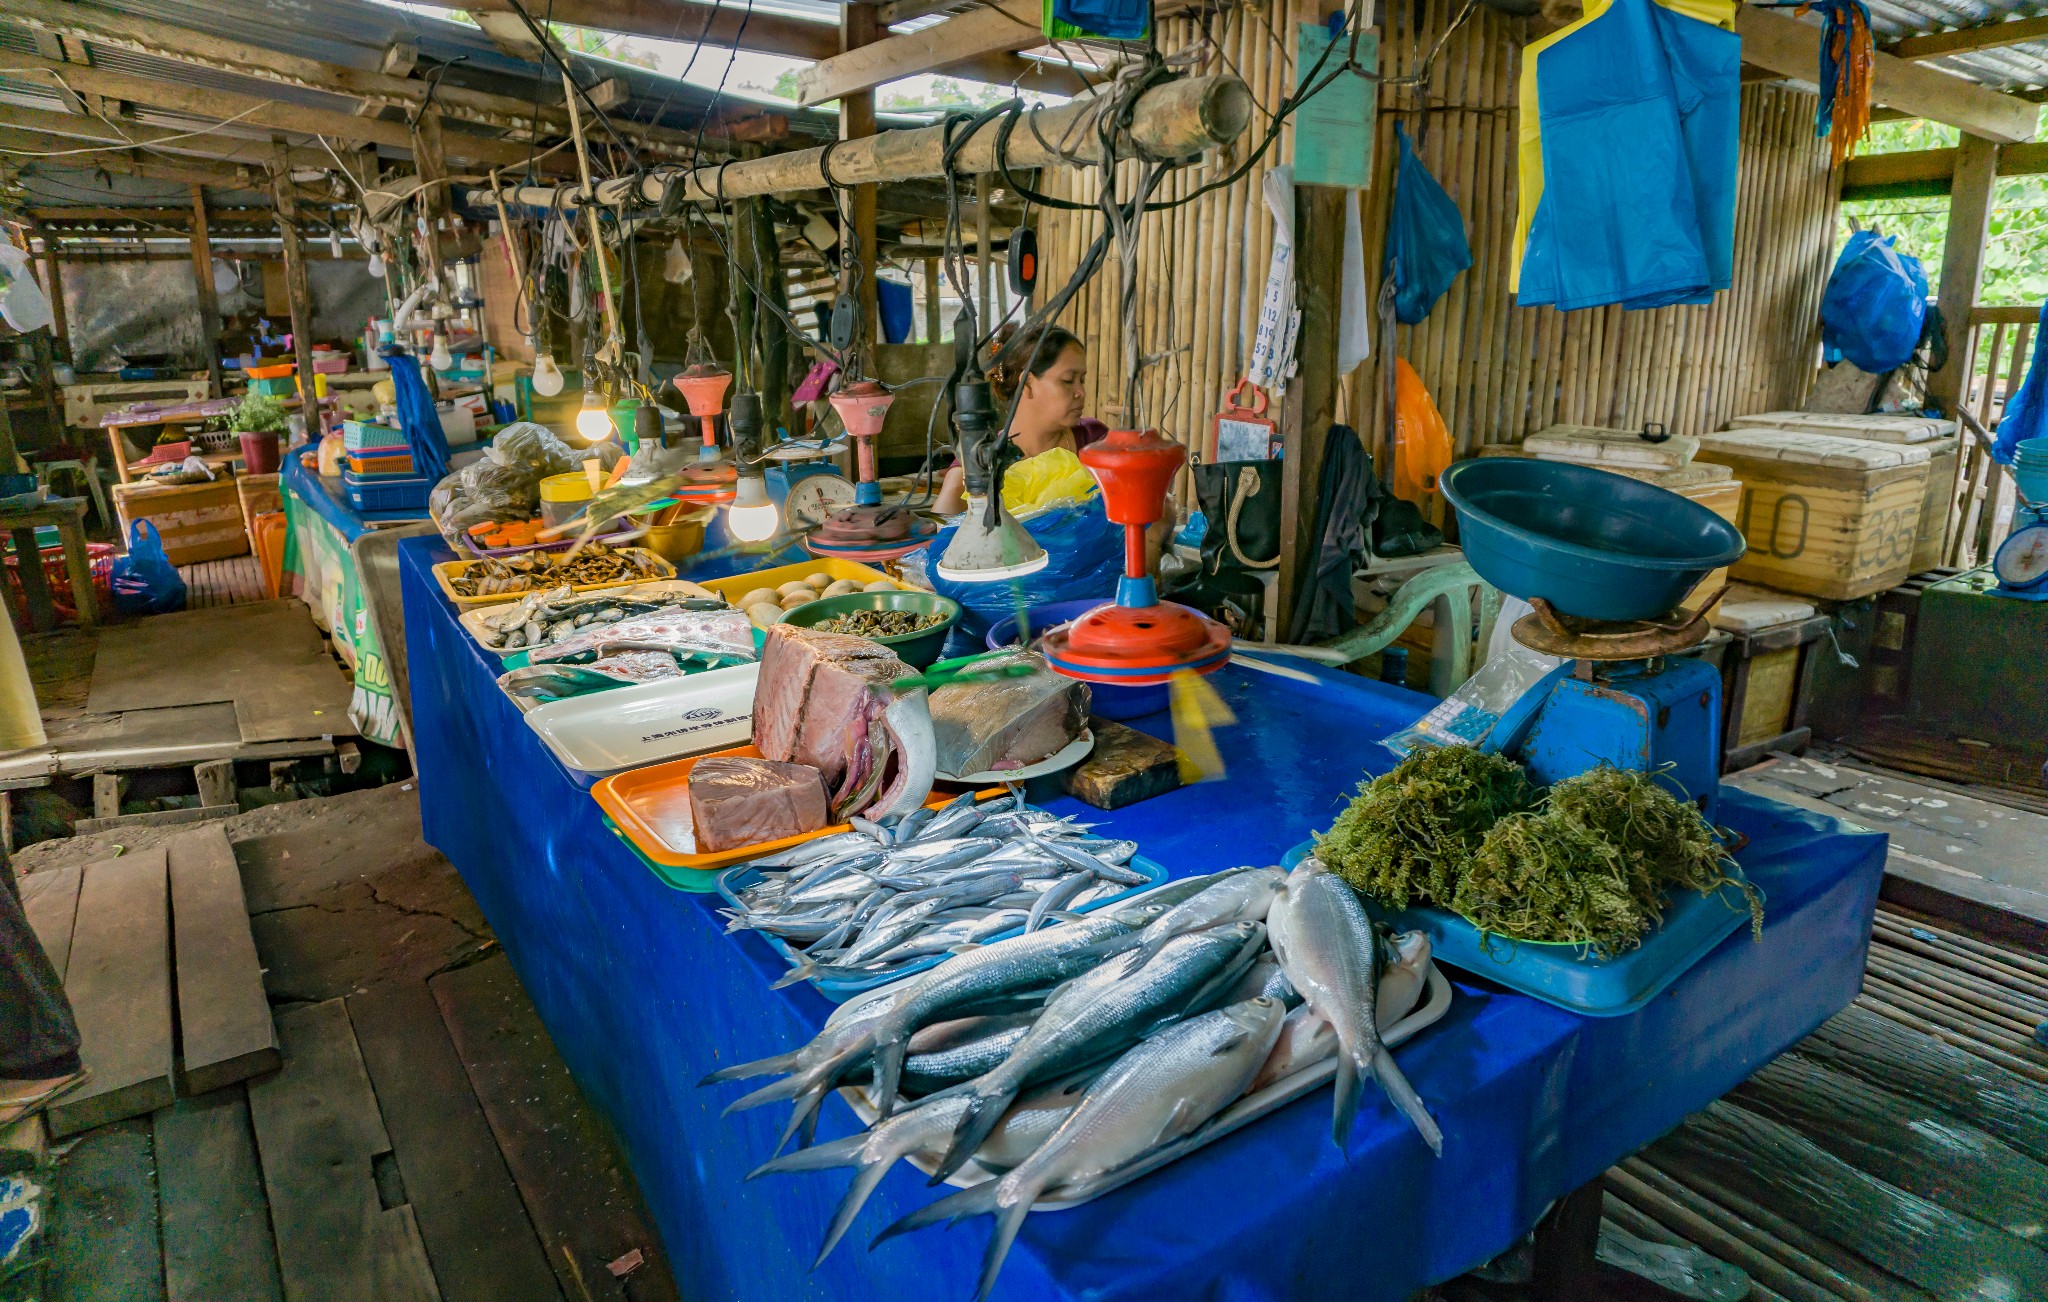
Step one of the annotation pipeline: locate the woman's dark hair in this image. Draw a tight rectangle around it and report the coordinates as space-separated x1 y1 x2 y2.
984 324 1082 403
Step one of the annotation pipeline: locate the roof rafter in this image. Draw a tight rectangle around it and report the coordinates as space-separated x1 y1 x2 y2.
1883 15 2048 62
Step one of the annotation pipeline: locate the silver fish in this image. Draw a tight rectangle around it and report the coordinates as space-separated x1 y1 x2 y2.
1249 932 1431 1092
930 921 1263 1181
875 998 1287 1302
1133 866 1286 960
1267 860 1442 1155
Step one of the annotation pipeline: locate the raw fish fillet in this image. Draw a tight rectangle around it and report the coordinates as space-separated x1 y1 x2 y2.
687 756 830 852
929 652 1090 776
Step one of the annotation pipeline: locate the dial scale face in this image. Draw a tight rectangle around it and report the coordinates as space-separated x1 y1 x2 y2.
784 472 856 527
1994 521 2048 588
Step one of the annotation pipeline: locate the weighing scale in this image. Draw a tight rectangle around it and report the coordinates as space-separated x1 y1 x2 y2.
1040 428 1233 686
1440 458 1749 820
1991 502 2048 600
803 379 938 562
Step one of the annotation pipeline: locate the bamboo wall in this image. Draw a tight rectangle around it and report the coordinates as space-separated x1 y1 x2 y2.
1032 2 1841 464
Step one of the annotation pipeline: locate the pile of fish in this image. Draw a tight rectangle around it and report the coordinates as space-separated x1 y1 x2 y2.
449 542 665 597
703 858 1445 1300
469 579 747 658
723 791 1152 993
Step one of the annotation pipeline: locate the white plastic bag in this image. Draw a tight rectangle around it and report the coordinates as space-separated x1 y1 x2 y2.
1383 597 1562 756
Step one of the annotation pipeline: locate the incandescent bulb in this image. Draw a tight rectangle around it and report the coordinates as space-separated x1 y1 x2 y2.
575 391 614 442
531 353 564 397
366 251 386 278
726 476 779 542
428 333 453 372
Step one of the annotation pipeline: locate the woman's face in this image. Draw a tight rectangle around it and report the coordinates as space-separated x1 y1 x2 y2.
1018 344 1087 430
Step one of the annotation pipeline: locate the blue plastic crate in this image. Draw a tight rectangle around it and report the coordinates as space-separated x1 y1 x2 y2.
342 419 408 453
341 470 432 512
1280 840 1759 1017
718 838 1170 1001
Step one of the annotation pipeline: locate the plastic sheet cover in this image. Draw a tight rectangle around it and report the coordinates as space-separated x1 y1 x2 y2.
400 533 1885 1301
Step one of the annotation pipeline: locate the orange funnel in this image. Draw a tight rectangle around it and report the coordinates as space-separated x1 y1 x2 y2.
673 365 732 419
830 380 895 440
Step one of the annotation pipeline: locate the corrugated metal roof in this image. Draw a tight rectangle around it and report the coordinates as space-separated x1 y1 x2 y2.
1865 0 2048 92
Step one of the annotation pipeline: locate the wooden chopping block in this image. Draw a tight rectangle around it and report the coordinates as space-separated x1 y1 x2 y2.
1062 718 1182 810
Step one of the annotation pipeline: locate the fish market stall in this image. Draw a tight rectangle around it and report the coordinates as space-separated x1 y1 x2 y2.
399 533 1884 1301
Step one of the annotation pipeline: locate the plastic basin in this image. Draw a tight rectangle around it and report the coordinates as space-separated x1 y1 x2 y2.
1440 458 1747 622
985 598 1167 719
779 589 960 668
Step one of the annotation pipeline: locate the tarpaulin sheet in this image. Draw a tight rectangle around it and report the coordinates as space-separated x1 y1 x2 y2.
281 447 427 543
399 533 1886 1302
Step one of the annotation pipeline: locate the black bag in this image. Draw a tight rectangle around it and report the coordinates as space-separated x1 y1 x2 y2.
1191 460 1281 578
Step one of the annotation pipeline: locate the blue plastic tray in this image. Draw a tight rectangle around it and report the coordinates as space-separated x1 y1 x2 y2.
1280 839 1761 1017
720 843 1169 1002
342 469 432 512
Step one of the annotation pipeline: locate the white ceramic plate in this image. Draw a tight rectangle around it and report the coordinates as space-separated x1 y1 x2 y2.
521 663 759 774
933 729 1095 786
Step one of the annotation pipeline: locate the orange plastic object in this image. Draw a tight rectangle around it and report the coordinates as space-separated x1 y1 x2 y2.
252 511 288 598
245 362 295 379
592 744 979 872
346 451 414 476
1393 360 1453 502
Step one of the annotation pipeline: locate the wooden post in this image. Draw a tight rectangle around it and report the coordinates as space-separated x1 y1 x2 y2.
1276 187 1347 638
188 185 223 397
1929 134 1997 419
36 226 65 342
268 140 320 419
924 256 942 343
842 2 881 346
410 108 451 306
976 171 993 330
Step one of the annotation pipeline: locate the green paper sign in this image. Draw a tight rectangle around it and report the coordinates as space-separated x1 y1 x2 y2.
1294 24 1378 189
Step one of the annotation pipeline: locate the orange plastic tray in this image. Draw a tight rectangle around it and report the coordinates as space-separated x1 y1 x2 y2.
591 744 981 871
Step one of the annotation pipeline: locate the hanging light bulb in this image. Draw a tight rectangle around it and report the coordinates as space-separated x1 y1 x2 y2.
575 390 614 442
727 473 779 542
531 351 564 397
428 331 454 372
366 250 387 279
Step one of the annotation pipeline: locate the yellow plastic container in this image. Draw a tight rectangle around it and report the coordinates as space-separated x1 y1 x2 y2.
539 471 596 529
698 558 911 604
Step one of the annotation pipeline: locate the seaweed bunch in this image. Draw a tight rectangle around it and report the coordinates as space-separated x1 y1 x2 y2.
1315 746 1537 909
1457 766 1763 959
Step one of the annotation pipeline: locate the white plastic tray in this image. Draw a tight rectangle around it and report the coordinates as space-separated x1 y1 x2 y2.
520 663 759 774
933 729 1094 786
821 875 1454 1212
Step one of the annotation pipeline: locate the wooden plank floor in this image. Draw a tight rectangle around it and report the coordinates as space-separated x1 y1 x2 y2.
11 784 680 1302
177 554 269 610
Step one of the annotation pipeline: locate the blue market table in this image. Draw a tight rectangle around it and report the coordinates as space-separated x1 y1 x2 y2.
398 534 1887 1302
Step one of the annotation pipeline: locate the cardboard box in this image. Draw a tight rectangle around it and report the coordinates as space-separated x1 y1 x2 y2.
112 476 248 566
1695 429 1929 601
1728 415 1957 576
236 473 282 550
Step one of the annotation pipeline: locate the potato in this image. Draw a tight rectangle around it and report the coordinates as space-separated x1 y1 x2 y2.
863 579 897 592
746 602 784 629
736 587 779 610
778 580 818 598
780 591 816 610
804 572 831 589
821 578 862 598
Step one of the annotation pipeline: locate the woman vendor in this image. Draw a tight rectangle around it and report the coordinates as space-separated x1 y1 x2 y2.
933 324 1103 515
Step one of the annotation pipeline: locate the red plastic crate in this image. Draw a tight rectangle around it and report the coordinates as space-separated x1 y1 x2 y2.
5 541 115 629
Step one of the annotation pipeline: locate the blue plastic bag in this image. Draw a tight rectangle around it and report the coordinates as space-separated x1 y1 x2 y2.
109 520 187 615
915 498 1125 649
384 349 452 483
1992 301 2048 464
1384 123 1472 325
1820 230 1928 374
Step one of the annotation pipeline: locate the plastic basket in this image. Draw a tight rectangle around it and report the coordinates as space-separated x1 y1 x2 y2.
346 452 416 477
341 470 432 512
5 541 114 630
342 420 408 453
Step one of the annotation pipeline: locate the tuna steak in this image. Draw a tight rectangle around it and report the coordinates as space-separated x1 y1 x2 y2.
928 652 1090 776
687 756 829 852
754 623 936 822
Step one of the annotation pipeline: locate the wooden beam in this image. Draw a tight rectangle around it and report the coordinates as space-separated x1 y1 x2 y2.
37 225 65 341
800 0 1037 106
0 104 325 176
0 129 259 189
477 74 1251 208
1735 7 2038 143
269 141 321 405
1929 135 1999 419
1885 16 2048 62
0 48 548 168
1278 186 1344 634
1838 138 2048 199
880 0 960 24
843 2 882 345
189 186 223 396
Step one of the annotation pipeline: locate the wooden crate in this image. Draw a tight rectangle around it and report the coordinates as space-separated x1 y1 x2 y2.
1910 437 1958 575
1696 429 1929 601
236 473 283 549
62 377 210 430
112 477 249 566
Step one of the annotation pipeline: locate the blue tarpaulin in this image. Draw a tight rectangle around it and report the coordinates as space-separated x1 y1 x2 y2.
400 532 1886 1301
1517 0 1739 312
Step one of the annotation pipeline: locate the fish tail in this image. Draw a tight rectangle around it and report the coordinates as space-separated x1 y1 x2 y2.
771 1082 830 1157
1368 1047 1443 1156
770 959 818 991
748 1132 866 1180
722 1072 811 1115
1332 1052 1361 1148
975 1196 1033 1302
815 1159 892 1268
870 1037 908 1121
931 1088 1013 1184
871 1180 999 1249
700 1049 799 1087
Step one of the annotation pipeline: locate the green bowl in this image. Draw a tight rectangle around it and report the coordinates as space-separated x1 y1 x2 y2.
779 589 960 668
